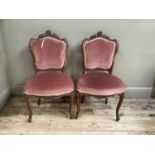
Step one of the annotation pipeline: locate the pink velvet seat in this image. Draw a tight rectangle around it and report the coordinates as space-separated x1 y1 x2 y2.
24 72 74 96
77 72 126 96
23 31 74 122
76 31 126 121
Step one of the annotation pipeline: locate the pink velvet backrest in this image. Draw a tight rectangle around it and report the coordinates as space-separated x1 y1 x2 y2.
30 35 67 71
82 34 117 71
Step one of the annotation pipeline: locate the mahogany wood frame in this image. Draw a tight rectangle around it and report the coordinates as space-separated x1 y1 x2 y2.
24 30 74 122
76 31 125 121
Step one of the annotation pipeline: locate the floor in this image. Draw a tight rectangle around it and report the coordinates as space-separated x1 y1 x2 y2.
0 96 155 135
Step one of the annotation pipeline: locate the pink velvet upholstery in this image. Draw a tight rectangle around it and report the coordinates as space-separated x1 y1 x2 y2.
30 37 66 70
24 72 74 96
83 37 116 70
77 72 126 96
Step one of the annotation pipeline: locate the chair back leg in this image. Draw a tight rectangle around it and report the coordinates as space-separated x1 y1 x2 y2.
76 92 81 119
81 95 85 103
69 93 74 119
105 97 108 104
38 98 41 106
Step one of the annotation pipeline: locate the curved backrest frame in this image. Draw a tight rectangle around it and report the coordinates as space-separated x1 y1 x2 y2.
29 30 68 74
82 31 119 74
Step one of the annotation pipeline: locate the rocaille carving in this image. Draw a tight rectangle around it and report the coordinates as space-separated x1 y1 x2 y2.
90 31 110 39
38 30 60 39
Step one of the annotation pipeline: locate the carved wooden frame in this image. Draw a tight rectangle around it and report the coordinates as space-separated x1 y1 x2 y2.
29 30 68 74
24 30 74 122
76 31 125 121
82 31 119 74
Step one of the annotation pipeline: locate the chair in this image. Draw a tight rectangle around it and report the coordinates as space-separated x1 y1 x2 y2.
23 30 74 122
76 31 126 121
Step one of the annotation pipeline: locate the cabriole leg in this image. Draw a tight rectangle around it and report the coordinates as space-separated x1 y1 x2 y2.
116 93 124 121
24 95 32 122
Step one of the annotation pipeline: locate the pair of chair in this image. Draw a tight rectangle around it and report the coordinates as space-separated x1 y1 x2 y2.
23 30 126 122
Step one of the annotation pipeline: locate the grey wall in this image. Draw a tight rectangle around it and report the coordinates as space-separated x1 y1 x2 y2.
1 19 155 97
0 21 10 110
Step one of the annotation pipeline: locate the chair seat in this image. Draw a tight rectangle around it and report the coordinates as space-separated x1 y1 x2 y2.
24 72 74 96
77 72 126 96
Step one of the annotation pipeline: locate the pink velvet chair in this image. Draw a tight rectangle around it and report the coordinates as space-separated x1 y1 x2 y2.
76 31 126 121
23 30 74 122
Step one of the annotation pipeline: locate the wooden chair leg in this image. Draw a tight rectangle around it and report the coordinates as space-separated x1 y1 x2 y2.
63 96 67 103
69 93 74 119
38 98 41 106
105 97 108 104
116 93 124 121
81 95 85 103
76 92 81 119
24 95 32 122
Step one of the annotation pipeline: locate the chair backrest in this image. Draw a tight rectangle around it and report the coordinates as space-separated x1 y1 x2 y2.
29 30 67 73
82 31 118 74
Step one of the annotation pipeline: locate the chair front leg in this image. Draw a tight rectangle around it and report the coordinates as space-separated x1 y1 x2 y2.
24 95 32 122
76 92 81 119
69 93 74 119
116 92 124 121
